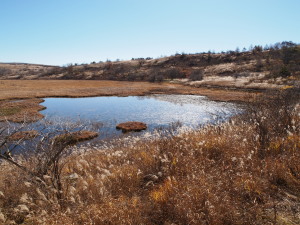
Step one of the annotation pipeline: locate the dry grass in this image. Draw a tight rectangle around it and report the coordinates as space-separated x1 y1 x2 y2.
116 121 147 132
0 80 254 102
54 131 99 144
8 131 38 141
0 99 45 123
0 89 299 224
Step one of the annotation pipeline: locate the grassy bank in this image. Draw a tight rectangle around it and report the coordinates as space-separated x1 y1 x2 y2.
0 99 45 123
0 89 299 224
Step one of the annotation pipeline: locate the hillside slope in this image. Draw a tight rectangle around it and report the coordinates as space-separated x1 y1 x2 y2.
1 42 299 90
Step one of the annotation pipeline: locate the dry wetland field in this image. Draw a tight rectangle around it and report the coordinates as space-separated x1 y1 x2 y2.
0 43 300 224
0 80 251 101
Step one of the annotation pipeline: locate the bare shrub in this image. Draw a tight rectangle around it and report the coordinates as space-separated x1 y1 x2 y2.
0 67 11 76
165 68 185 80
189 69 204 81
147 69 164 83
0 120 98 222
255 58 264 72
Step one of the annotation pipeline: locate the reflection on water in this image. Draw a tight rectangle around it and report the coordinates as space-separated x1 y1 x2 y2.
136 95 208 106
40 95 239 131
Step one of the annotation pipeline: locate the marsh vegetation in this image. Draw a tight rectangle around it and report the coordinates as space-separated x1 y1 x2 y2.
0 88 299 224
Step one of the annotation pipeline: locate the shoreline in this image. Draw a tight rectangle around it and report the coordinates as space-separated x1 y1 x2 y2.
0 80 256 123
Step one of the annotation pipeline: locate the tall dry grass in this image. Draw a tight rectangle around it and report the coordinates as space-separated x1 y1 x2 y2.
0 89 299 224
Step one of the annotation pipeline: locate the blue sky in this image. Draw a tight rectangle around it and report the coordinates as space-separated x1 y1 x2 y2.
1 0 299 65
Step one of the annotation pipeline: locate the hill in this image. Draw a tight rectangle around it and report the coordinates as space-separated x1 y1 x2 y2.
0 41 299 91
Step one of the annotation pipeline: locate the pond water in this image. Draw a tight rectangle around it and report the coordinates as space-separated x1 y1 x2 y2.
40 95 239 136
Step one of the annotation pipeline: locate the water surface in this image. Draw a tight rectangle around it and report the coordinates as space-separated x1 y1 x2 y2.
41 95 239 135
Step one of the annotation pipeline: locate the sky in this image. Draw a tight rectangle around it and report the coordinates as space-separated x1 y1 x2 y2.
0 0 299 66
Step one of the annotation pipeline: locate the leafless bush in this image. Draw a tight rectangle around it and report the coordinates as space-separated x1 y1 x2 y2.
255 58 264 72
189 69 204 81
147 69 164 82
0 120 98 214
0 67 11 76
165 68 185 80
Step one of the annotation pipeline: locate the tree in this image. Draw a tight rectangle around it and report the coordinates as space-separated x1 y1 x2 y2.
65 63 74 78
281 45 299 65
138 59 145 67
252 45 263 54
207 51 212 63
279 66 291 77
255 58 264 72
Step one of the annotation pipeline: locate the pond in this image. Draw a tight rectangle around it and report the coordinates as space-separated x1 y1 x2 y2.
40 95 240 137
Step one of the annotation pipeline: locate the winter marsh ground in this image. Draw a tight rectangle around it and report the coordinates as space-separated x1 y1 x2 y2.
0 80 253 102
0 88 299 224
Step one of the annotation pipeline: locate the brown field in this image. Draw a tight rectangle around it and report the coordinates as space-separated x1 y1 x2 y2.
0 80 254 102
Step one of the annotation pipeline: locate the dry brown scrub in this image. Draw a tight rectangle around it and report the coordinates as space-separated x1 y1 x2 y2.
0 63 57 80
0 80 253 102
0 89 299 224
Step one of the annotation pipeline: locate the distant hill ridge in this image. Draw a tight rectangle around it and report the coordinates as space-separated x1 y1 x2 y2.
1 41 299 90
